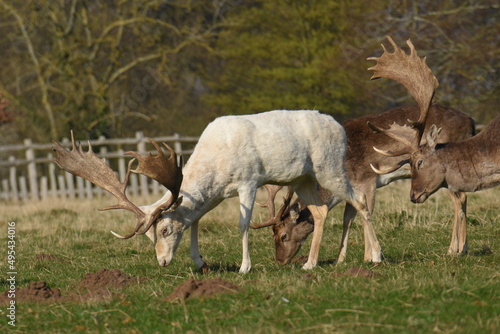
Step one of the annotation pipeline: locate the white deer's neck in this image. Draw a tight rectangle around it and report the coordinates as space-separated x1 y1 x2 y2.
154 166 224 228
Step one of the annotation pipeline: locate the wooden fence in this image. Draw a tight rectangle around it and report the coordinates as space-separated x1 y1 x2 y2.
0 123 486 202
0 132 199 202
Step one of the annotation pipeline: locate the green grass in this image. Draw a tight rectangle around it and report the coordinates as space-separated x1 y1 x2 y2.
0 182 498 333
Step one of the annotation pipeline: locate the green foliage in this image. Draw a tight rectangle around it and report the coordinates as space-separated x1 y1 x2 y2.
0 184 498 333
0 0 497 142
203 0 363 117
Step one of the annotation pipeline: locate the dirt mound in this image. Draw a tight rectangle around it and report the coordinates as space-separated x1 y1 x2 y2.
79 268 146 290
0 269 147 304
332 267 381 279
165 278 240 301
0 281 61 304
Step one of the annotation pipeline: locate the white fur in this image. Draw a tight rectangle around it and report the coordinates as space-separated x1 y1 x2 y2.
144 110 380 272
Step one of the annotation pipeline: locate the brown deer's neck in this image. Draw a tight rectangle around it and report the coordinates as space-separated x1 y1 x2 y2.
440 124 500 192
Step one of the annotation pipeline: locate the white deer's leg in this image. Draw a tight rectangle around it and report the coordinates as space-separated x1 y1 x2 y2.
445 190 468 255
295 184 328 270
190 220 208 272
303 204 328 270
238 185 256 273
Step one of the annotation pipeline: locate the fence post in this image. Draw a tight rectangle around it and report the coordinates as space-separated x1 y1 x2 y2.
57 175 66 199
1 180 9 200
85 180 93 199
40 177 48 200
96 139 107 197
136 131 149 196
47 153 58 199
24 138 39 200
118 149 126 182
9 156 19 201
173 133 182 154
19 176 28 201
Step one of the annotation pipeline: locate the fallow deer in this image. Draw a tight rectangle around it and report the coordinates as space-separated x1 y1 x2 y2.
251 40 475 264
53 110 382 273
368 38 500 220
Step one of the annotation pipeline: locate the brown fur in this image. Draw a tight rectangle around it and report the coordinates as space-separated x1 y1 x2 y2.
268 104 475 263
410 113 500 200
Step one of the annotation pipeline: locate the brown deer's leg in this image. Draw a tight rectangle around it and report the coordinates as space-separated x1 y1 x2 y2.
337 182 375 263
445 190 468 255
337 203 357 263
348 187 382 263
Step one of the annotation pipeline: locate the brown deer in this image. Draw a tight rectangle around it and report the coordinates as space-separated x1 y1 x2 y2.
252 39 475 265
368 38 500 215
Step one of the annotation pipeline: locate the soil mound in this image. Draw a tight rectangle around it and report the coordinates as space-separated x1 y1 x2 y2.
165 278 240 301
0 281 61 303
0 269 147 304
79 268 146 290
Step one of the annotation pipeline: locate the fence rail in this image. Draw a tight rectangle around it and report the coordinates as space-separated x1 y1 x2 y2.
0 132 199 202
0 123 486 202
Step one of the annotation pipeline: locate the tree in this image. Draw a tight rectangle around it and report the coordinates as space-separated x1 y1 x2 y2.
337 0 499 123
0 0 218 141
203 0 498 123
203 0 360 118
0 0 497 144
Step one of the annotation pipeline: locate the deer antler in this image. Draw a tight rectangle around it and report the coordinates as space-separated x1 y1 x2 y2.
254 185 283 218
250 186 295 229
367 121 418 156
52 131 183 239
367 36 439 149
125 138 183 232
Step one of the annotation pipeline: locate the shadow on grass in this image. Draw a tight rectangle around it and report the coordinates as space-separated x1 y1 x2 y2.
201 262 241 274
470 244 493 256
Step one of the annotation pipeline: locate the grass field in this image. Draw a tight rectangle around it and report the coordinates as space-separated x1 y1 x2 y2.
1 181 498 333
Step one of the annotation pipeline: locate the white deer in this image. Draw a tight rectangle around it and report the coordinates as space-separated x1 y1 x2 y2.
53 110 381 273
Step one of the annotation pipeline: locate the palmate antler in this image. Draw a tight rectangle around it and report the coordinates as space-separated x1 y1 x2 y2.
250 185 295 229
52 131 183 239
367 36 439 174
367 36 439 155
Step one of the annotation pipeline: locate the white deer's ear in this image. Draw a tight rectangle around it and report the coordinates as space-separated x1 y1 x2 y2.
166 196 183 212
426 124 442 150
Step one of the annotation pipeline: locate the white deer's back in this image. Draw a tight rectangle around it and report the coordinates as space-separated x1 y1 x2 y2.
183 110 347 197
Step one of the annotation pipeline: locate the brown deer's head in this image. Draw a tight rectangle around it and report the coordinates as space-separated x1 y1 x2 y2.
407 125 447 202
367 36 445 203
251 186 314 264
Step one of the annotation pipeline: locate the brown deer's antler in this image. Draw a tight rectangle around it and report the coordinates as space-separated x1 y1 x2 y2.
367 36 439 149
52 131 183 239
254 185 283 218
250 186 295 229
